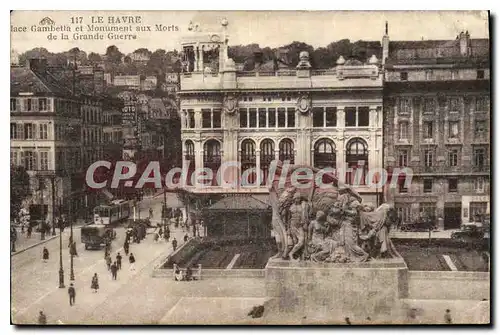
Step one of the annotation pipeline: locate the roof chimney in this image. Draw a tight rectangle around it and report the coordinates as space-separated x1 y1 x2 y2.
28 58 48 74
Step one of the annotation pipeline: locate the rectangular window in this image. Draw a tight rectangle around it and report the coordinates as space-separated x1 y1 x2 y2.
475 96 489 111
396 205 412 223
399 122 409 140
212 109 221 129
188 110 195 129
424 149 433 167
258 108 267 128
400 72 408 81
24 123 34 140
40 151 49 170
358 107 369 126
398 150 409 167
312 107 324 127
268 108 276 128
474 177 485 193
39 124 48 140
423 121 433 139
277 108 286 128
449 97 460 112
470 202 487 221
287 108 295 128
448 178 458 193
10 123 17 140
423 98 435 114
448 149 459 166
449 121 459 138
23 151 35 170
473 147 486 167
249 108 257 128
26 99 32 111
10 151 18 166
345 107 356 127
423 179 433 193
10 98 16 111
477 70 485 79
39 98 47 111
239 108 248 128
325 107 337 127
420 203 436 218
474 120 487 137
201 109 211 128
399 98 411 114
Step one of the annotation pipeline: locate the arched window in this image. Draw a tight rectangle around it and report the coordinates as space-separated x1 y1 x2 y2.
279 139 294 164
345 138 368 185
260 139 275 186
314 138 336 169
240 139 256 185
185 140 195 186
203 140 221 185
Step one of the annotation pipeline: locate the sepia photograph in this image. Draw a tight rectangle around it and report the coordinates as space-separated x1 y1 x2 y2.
9 10 491 325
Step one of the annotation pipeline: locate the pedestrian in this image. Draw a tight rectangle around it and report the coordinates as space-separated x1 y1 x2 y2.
124 241 130 256
21 223 25 234
42 247 49 262
345 317 351 325
184 234 189 243
27 225 32 239
129 253 136 271
106 254 112 271
91 273 99 293
68 283 76 306
172 238 178 251
444 309 452 324
149 208 153 218
111 261 118 280
38 311 47 325
116 252 122 270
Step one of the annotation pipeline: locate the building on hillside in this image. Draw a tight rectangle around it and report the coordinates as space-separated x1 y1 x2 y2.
383 27 490 228
102 96 124 162
179 20 384 208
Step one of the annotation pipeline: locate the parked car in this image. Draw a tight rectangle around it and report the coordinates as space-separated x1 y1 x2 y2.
451 223 485 243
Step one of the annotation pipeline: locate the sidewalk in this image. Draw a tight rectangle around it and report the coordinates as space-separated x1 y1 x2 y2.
12 227 187 325
11 220 92 255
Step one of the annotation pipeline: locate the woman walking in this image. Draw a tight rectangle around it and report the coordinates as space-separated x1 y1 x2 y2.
129 253 136 271
42 247 49 263
91 273 99 293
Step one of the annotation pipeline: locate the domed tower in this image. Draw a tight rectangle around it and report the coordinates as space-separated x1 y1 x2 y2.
180 17 229 73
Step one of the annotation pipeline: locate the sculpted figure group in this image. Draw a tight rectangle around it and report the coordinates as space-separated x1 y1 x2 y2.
270 165 400 263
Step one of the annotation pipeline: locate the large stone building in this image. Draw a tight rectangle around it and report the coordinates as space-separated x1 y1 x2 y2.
179 20 384 205
10 59 91 223
383 28 490 228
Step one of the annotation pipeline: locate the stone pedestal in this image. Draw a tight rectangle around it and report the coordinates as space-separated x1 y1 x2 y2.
265 258 409 322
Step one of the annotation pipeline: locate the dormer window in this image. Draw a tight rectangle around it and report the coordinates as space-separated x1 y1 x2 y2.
400 72 408 81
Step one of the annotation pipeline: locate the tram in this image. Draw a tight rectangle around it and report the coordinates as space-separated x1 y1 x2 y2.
93 199 132 225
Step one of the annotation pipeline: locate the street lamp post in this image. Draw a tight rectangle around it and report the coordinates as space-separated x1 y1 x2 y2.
51 176 56 236
70 212 75 281
58 219 65 288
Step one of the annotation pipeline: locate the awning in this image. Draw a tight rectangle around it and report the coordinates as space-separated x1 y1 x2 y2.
206 194 271 211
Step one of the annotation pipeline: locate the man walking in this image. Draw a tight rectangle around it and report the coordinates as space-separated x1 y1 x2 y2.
42 247 49 263
111 261 118 280
68 283 76 306
172 238 178 252
129 253 136 271
184 233 189 243
38 311 47 325
124 240 130 256
106 254 112 271
116 252 122 270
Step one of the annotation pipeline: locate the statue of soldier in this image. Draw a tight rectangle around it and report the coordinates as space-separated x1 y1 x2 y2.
285 192 309 260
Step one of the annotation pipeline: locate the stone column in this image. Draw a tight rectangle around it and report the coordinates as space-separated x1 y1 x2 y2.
255 149 261 186
337 107 345 128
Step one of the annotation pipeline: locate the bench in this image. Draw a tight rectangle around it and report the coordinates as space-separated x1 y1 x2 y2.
173 263 202 281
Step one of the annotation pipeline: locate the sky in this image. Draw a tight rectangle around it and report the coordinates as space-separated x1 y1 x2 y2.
10 10 489 55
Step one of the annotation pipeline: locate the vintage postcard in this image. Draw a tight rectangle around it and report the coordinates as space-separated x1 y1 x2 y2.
10 10 490 325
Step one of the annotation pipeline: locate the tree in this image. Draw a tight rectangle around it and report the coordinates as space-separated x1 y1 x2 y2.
11 166 30 221
105 45 123 64
88 52 102 64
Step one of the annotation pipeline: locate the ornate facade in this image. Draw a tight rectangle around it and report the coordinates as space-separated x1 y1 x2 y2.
179 20 384 204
